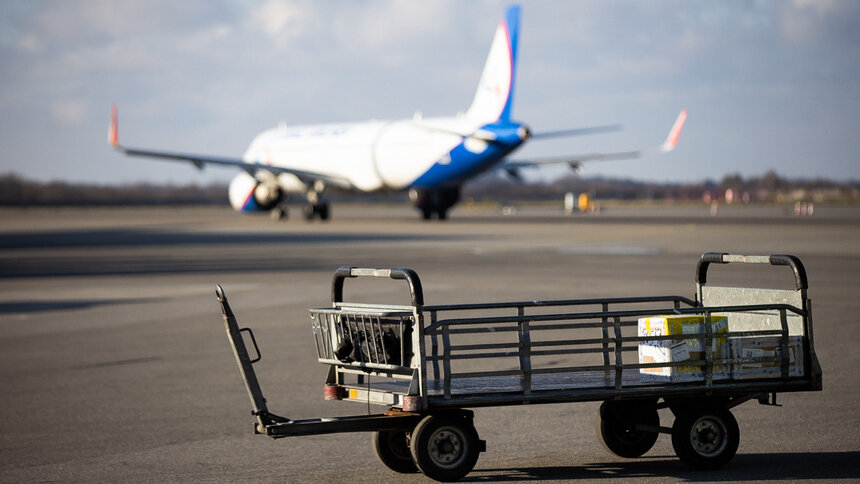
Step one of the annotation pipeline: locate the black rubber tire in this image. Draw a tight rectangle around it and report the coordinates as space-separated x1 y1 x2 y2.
671 407 739 470
318 203 330 221
372 430 418 474
303 204 316 220
270 206 287 221
596 400 660 458
410 412 481 482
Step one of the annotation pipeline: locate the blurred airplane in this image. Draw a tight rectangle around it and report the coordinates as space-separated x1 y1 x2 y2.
109 5 686 220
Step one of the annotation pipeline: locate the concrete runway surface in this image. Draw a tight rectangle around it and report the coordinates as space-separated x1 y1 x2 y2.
1 204 859 482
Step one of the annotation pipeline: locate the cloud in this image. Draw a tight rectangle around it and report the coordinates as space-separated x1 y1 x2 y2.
247 0 312 47
780 0 860 45
51 100 89 124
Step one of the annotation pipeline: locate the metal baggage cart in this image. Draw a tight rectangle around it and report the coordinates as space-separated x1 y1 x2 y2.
216 253 822 481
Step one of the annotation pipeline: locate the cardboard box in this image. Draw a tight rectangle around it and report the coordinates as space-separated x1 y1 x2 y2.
638 315 730 382
730 335 804 379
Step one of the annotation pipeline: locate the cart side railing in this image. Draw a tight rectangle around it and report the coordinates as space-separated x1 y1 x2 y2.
421 302 810 405
423 295 698 390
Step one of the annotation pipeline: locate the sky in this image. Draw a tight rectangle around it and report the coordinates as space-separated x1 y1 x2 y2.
1 0 858 186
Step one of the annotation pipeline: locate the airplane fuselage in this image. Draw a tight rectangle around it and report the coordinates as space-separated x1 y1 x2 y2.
242 116 527 193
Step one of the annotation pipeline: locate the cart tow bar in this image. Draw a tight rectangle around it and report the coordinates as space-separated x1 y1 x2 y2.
216 285 290 432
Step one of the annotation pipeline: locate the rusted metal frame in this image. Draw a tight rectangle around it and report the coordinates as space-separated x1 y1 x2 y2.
425 378 815 409
703 309 714 388
532 337 616 347
429 310 440 382
443 362 630 381
316 358 411 374
427 351 519 361
529 364 623 375
803 299 821 388
333 366 414 381
517 306 533 395
411 306 428 410
423 295 697 313
613 316 623 390
449 341 521 351
335 313 350 357
373 315 387 365
779 308 790 379
602 302 611 368
424 303 806 334
398 317 409 367
434 319 632 336
319 304 414 315
357 313 373 364
311 313 326 360
426 345 628 362
442 325 452 399
216 285 289 429
264 412 423 438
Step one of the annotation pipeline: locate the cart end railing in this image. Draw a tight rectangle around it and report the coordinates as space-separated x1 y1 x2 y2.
332 266 424 307
697 253 808 291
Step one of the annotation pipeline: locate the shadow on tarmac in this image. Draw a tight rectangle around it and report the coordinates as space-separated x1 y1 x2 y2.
467 451 860 481
0 228 466 249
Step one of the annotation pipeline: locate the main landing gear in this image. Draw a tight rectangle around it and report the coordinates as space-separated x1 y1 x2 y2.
410 187 461 221
269 182 331 221
269 201 331 221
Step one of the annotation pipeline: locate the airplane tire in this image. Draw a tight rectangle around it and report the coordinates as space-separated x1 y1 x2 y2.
270 206 288 221
318 203 330 221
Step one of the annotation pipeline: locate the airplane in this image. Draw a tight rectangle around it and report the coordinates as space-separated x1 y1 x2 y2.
109 5 686 221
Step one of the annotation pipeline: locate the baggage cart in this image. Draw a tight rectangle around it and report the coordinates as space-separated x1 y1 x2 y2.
216 252 822 481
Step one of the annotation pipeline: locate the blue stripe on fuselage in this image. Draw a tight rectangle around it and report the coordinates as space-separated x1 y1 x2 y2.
240 188 260 212
410 121 526 189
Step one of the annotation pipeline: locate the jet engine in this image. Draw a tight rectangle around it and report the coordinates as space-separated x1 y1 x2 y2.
228 172 283 212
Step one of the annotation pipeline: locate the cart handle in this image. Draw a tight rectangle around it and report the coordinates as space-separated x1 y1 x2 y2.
696 253 808 290
331 266 424 307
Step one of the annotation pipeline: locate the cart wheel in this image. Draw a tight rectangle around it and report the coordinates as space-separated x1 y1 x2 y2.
671 407 739 470
410 412 481 482
596 400 660 458
372 430 418 474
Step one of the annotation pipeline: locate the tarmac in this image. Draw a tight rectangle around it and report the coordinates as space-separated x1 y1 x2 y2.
1 203 859 482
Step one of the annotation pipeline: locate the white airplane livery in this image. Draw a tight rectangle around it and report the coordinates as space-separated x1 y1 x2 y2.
110 5 686 220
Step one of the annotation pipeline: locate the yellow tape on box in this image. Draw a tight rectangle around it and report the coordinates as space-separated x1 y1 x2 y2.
638 315 730 383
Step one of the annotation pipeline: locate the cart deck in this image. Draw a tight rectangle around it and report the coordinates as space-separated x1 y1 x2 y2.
216 253 822 481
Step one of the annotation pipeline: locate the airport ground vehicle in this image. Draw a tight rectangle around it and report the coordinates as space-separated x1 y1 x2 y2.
216 253 822 481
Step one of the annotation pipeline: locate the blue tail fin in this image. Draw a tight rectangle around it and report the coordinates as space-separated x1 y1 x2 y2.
466 5 521 123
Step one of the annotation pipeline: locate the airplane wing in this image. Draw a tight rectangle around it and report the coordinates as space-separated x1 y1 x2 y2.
108 106 353 190
412 121 621 142
501 109 687 178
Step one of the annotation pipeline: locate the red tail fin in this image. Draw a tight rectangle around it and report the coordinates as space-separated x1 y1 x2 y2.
108 104 118 147
661 109 687 152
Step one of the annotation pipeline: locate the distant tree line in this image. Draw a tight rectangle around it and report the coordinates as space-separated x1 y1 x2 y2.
0 170 857 206
0 173 227 206
463 170 859 204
